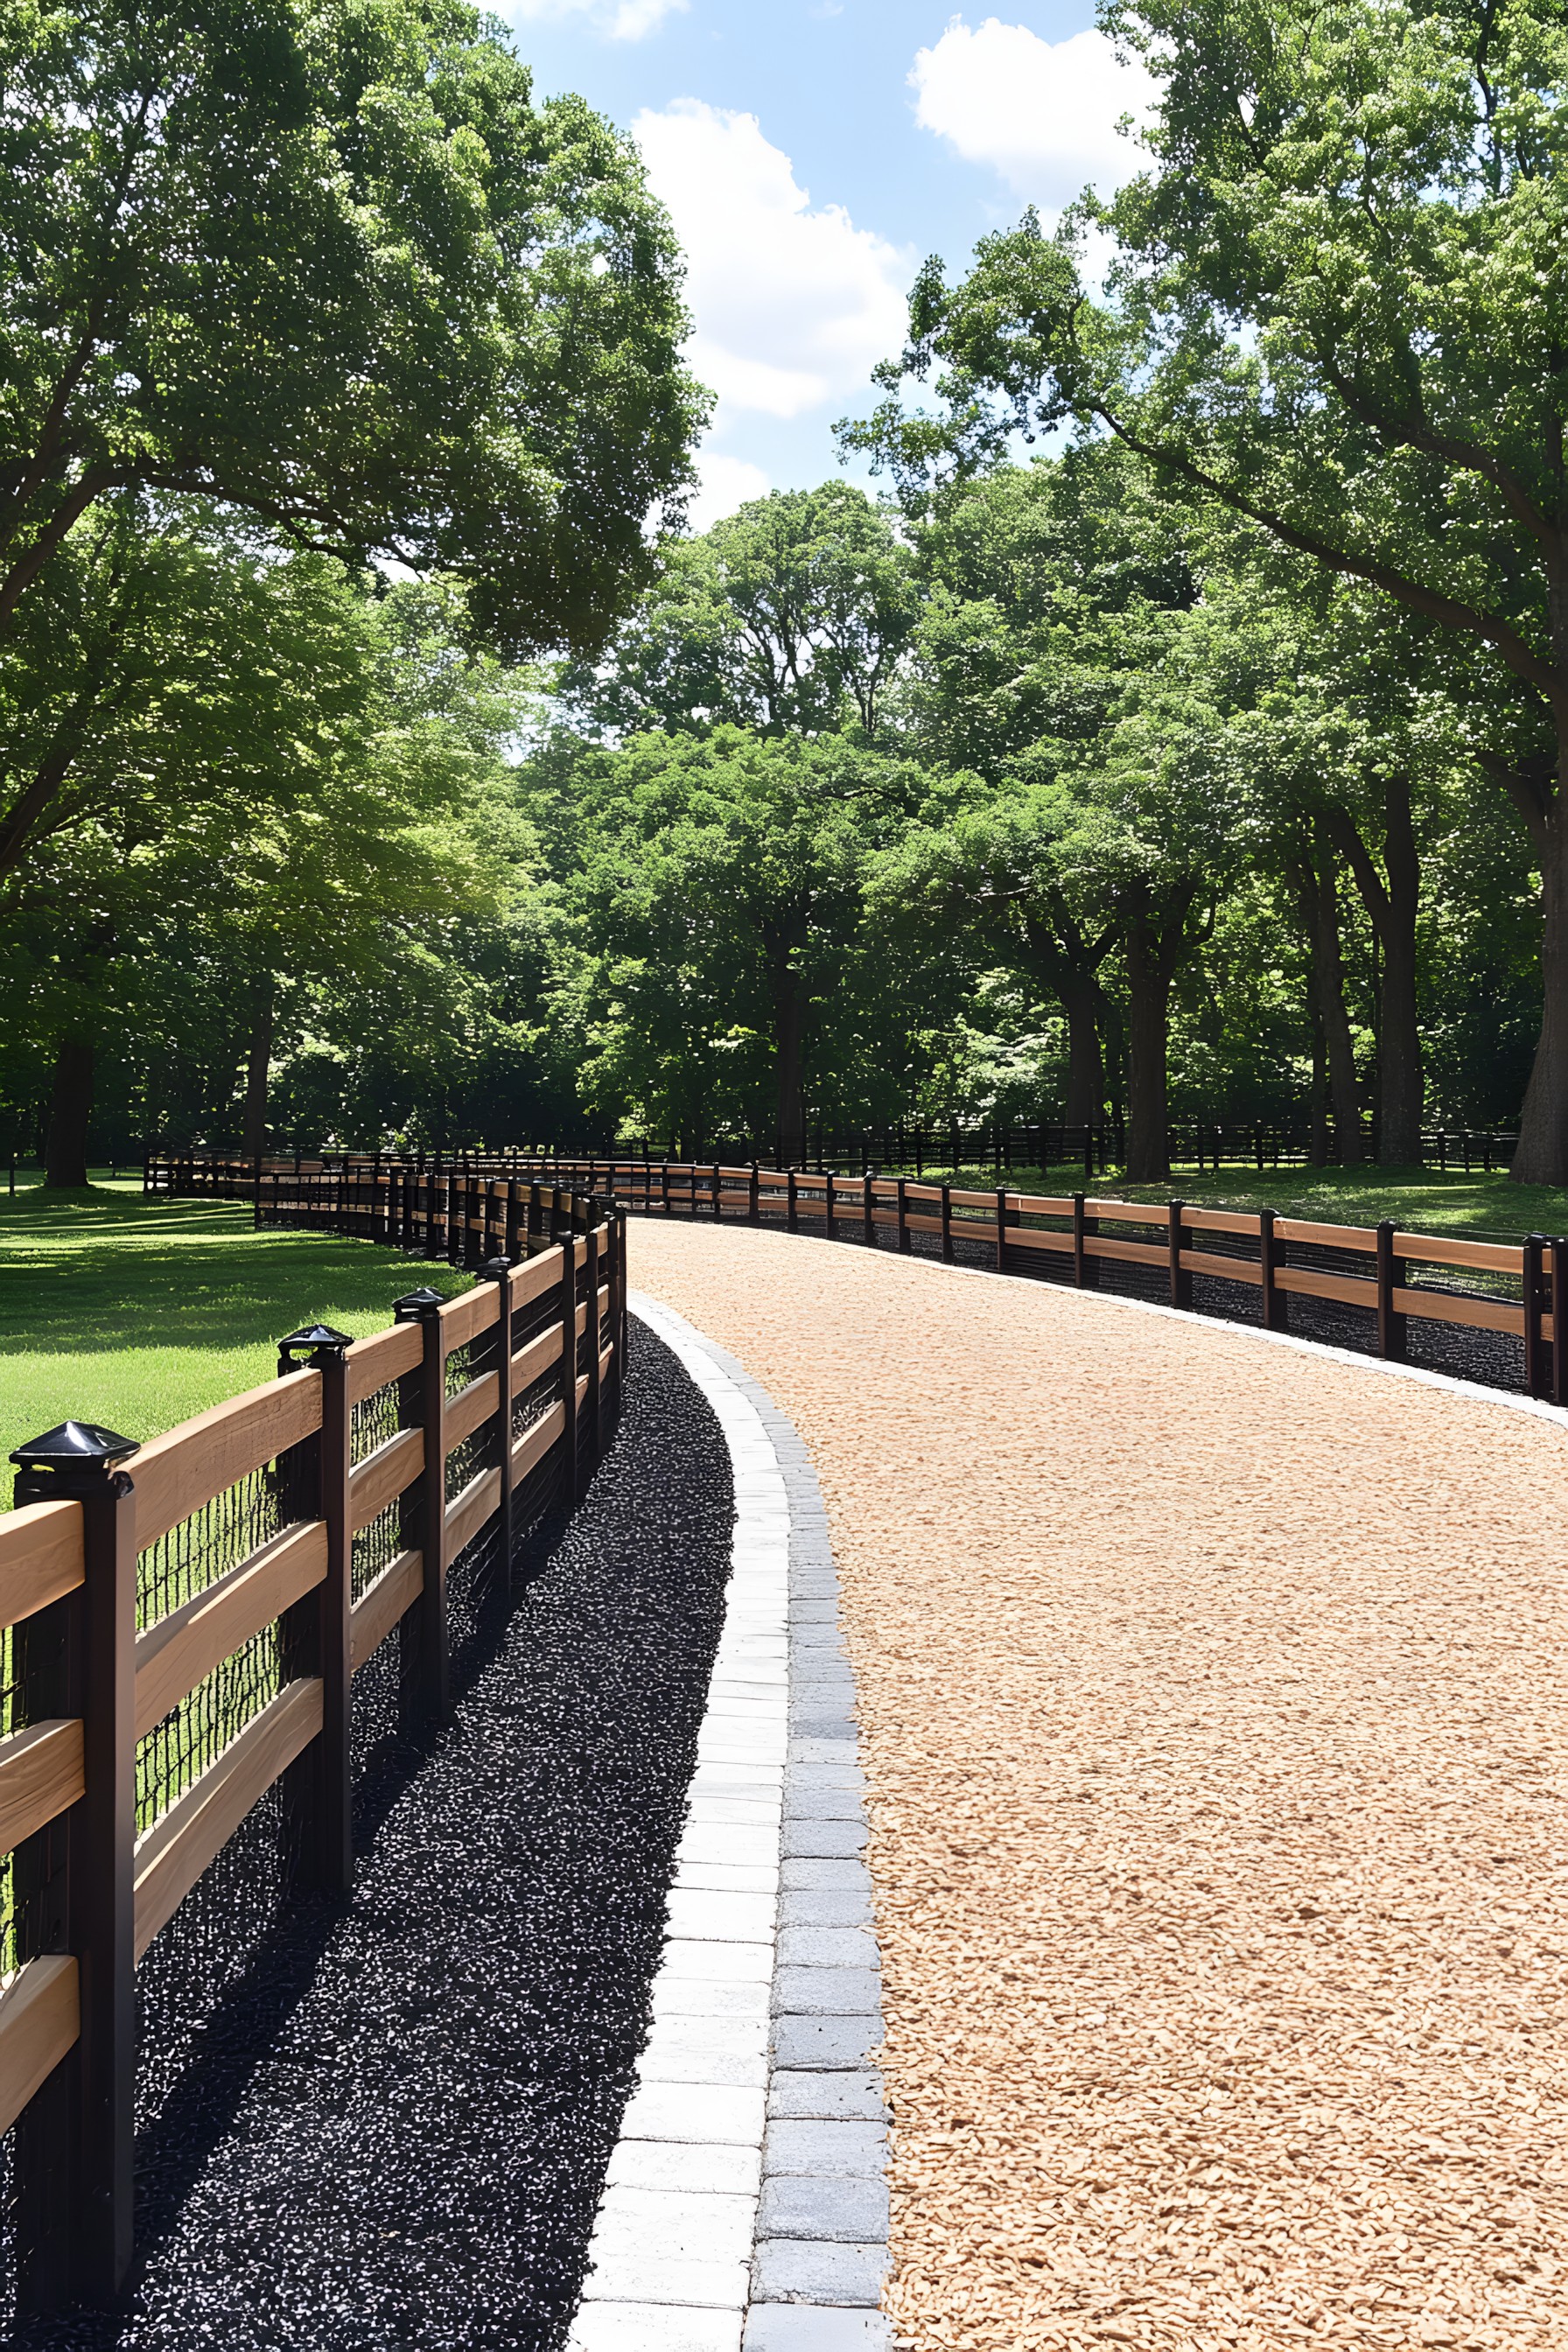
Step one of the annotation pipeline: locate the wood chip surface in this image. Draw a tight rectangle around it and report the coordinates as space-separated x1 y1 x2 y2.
631 1224 1568 2351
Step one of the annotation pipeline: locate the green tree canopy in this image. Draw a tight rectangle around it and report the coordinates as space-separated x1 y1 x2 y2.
844 0 1568 1176
561 482 918 741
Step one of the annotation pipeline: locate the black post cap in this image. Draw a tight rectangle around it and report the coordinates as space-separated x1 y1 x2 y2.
276 1323 354 1374
10 1420 139 1471
277 1323 354 1354
393 1287 446 1319
480 1256 513 1280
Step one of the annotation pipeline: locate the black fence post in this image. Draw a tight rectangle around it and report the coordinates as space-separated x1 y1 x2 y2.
585 1218 603 1462
481 1259 516 1589
1375 1219 1407 1362
994 1186 1007 1274
1259 1208 1288 1333
10 1422 140 2312
787 1170 798 1233
559 1216 582 1508
393 1288 449 1724
275 1326 354 1893
940 1182 954 1264
1551 1236 1568 1410
711 1160 723 1222
861 1174 875 1249
1073 1193 1098 1289
895 1178 910 1255
1168 1200 1191 1311
1523 1234 1548 1398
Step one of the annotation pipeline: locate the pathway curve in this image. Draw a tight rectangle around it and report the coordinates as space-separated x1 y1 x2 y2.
628 1220 1568 2352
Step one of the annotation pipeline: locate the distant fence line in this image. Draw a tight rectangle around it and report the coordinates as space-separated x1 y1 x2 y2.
0 1170 621 2314
136 1119 1522 1185
594 1118 1521 1180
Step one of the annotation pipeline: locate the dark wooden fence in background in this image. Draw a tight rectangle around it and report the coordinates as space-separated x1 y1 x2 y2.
536 1118 1521 1180
0 1174 621 2314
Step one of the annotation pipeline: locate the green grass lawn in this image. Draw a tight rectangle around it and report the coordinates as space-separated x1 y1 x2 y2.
894 1159 1568 1242
0 1183 470 1501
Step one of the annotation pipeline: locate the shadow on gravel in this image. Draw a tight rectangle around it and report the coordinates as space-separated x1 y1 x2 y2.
19 1322 732 2352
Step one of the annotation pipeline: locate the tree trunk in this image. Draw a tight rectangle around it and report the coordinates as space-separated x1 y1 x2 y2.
1376 779 1423 1163
242 986 274 1161
1295 839 1363 1167
1512 777 1568 1181
1308 1007 1328 1168
1060 968 1105 1127
1124 885 1199 1182
773 968 805 1166
1326 782 1423 1164
44 1034 94 1188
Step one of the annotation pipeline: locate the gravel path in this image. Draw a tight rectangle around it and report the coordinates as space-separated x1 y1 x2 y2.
627 1220 1568 2352
18 1325 733 2352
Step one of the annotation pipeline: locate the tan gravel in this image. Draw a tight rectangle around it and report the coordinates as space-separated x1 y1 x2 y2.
631 1221 1568 2352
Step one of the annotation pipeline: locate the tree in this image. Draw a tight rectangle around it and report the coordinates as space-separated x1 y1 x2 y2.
844 0 1568 1177
900 446 1199 1127
561 483 918 741
0 0 705 889
540 728 926 1159
0 551 536 1181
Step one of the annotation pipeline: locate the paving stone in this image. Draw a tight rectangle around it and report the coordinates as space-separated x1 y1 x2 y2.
664 1887 779 1945
763 2121 886 2178
759 2174 891 2244
589 2184 757 2267
750 2238 886 2307
780 1857 871 1893
782 1789 866 1824
580 2249 752 2309
608 2138 764 2195
770 2013 882 2070
773 1965 881 2018
777 1890 873 1930
741 2311 894 2351
766 2069 888 2123
780 1819 868 1860
788 1712 856 1743
787 1738 858 1763
776 1926 879 1970
569 2303 743 2351
619 2080 766 2146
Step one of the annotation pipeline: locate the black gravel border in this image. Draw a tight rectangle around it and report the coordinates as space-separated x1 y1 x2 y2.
14 1323 734 2352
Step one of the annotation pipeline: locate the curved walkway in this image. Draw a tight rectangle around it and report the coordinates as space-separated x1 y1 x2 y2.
628 1220 1568 2352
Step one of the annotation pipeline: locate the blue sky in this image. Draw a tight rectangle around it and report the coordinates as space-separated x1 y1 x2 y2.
501 3 1152 524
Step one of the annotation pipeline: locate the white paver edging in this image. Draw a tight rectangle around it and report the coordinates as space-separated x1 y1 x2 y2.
568 1295 892 2352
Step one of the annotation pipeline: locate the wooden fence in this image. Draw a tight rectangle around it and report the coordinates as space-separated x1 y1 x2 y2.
148 1150 1566 1400
0 1177 622 2313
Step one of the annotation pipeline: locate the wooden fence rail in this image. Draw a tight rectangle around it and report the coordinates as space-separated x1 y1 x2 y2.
0 1176 623 2314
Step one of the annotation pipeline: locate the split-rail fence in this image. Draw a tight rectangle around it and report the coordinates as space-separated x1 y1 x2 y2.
0 1175 622 2314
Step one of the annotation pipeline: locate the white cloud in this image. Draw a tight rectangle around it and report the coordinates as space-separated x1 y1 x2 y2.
910 18 1156 214
509 0 686 38
632 99 912 429
688 451 771 533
